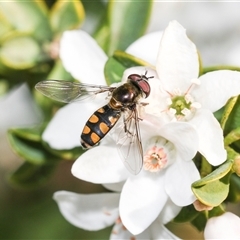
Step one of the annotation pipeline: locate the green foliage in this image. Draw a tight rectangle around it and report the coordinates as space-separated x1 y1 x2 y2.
8 161 57 189
94 0 153 56
174 204 199 223
0 0 85 90
192 160 233 207
50 1 85 35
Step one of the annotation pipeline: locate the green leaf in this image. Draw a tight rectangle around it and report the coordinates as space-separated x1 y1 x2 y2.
42 141 83 161
199 156 212 178
8 126 43 142
193 161 233 186
202 65 240 74
94 0 153 56
0 1 52 41
8 162 56 189
221 96 238 130
225 127 240 146
50 0 85 35
104 50 153 85
227 173 240 202
0 13 13 37
8 127 59 165
192 161 233 206
191 211 207 231
173 204 199 223
0 78 9 96
224 96 240 132
0 33 42 70
208 205 225 218
223 96 240 151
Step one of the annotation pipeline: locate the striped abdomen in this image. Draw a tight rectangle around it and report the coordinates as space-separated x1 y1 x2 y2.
81 104 121 148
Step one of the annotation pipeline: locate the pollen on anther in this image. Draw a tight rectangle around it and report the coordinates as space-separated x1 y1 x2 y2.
143 146 168 172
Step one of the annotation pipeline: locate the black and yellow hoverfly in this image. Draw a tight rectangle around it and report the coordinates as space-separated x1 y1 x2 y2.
35 73 152 174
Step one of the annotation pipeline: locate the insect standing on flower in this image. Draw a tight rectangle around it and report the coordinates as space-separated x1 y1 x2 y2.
35 72 153 174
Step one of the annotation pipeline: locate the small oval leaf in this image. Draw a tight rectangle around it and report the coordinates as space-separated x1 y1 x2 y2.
0 1 52 41
221 96 238 130
0 34 41 69
192 161 233 207
8 162 56 189
50 0 85 35
42 140 83 161
8 128 59 165
224 127 240 146
94 1 153 55
192 160 233 187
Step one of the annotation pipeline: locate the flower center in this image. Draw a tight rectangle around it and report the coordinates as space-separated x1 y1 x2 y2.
166 79 201 120
169 95 191 116
143 137 175 172
144 146 167 172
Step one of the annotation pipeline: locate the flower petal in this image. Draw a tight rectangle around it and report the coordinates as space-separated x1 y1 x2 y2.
157 199 181 224
156 20 199 92
119 171 168 235
164 159 200 206
103 182 125 192
53 191 120 231
110 219 150 240
190 109 226 166
60 30 107 85
121 66 158 83
150 222 181 240
72 145 130 184
158 122 199 161
193 70 240 112
126 31 163 66
42 100 105 149
204 212 240 238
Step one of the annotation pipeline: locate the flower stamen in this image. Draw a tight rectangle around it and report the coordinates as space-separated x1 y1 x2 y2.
144 146 168 172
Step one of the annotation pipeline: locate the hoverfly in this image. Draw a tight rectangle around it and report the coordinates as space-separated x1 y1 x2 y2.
35 73 153 174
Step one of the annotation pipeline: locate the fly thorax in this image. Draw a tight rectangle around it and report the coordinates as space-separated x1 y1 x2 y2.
112 83 141 105
143 136 176 173
109 97 123 110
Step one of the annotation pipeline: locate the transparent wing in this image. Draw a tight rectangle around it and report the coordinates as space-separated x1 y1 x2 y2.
35 80 115 103
116 107 143 175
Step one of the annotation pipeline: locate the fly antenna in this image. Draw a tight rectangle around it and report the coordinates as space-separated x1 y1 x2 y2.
143 70 154 80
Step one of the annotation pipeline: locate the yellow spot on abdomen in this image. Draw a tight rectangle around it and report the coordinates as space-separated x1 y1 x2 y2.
97 108 105 113
91 132 100 143
82 125 91 134
108 116 118 126
99 122 109 134
89 114 99 123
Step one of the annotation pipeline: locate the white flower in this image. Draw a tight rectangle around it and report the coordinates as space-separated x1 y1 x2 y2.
41 20 240 235
204 212 240 239
42 30 109 149
53 190 181 239
72 118 200 234
127 21 240 166
42 23 199 234
41 29 162 150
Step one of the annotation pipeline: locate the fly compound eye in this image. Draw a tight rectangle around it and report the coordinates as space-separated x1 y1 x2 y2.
128 73 151 98
128 74 142 82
